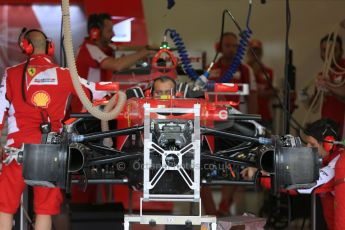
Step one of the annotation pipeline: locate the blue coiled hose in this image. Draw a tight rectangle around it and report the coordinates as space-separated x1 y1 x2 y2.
218 29 252 83
218 1 253 83
165 29 199 81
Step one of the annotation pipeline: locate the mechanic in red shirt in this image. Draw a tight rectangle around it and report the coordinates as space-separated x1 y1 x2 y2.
242 119 343 230
201 32 258 216
335 145 345 230
246 39 276 129
0 29 105 230
209 32 257 114
74 13 152 203
76 13 151 82
307 34 345 138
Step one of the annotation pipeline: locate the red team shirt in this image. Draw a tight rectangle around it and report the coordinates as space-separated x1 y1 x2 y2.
320 59 345 138
209 58 256 87
208 58 257 112
76 38 114 82
335 150 345 230
0 54 104 214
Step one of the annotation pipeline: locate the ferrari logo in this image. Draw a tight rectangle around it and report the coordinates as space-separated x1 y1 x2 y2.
31 91 51 108
28 67 36 76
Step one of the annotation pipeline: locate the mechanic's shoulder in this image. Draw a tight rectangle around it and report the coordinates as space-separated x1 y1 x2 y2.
6 60 28 71
5 61 28 77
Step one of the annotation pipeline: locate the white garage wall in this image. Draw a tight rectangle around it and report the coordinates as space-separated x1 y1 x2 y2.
142 0 345 132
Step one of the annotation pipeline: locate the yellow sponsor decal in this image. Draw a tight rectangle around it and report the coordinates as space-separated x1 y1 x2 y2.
159 95 171 100
31 91 51 108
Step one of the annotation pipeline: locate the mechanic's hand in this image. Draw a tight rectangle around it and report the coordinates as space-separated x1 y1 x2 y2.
240 167 258 180
316 74 327 88
316 74 332 94
315 74 326 87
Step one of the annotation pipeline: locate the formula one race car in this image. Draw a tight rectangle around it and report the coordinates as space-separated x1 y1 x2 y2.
18 81 320 194
7 80 320 229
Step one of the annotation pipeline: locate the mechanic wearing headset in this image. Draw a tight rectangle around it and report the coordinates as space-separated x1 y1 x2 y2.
241 119 344 230
76 13 152 82
203 32 258 216
72 12 152 203
0 29 105 230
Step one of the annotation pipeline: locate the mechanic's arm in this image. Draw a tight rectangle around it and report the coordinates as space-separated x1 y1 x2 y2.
0 72 10 160
240 162 337 195
241 159 337 193
240 167 270 180
316 74 345 102
240 167 259 180
100 48 150 72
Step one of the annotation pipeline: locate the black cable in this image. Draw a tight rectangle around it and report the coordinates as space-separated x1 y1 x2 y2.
86 153 142 167
283 0 292 134
213 8 250 64
239 2 306 135
201 126 272 144
213 142 253 156
21 58 31 102
209 0 303 135
212 10 226 63
213 7 247 64
247 48 305 133
284 2 293 226
73 126 144 142
201 153 255 167
86 143 135 155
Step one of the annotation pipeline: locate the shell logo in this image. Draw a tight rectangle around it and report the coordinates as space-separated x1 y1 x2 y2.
31 91 51 108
